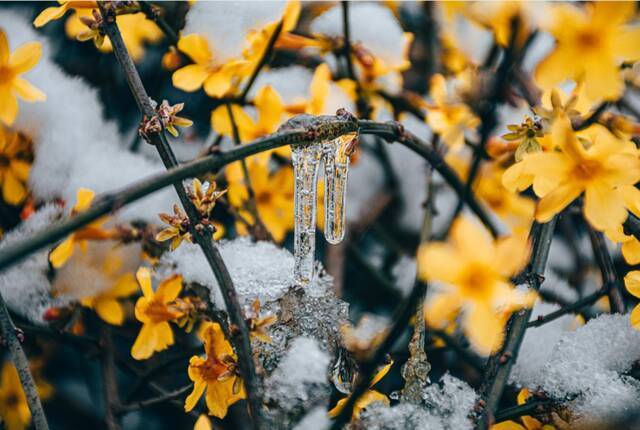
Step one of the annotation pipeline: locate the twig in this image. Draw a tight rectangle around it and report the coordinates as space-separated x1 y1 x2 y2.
118 384 192 412
527 289 605 328
329 280 428 429
0 294 49 430
574 101 610 130
445 17 522 235
138 1 179 46
493 397 553 422
239 20 283 102
588 227 625 313
100 326 121 430
99 8 264 428
476 219 557 429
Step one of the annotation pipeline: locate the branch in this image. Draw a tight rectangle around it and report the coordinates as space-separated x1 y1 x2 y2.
99 8 264 428
138 1 179 46
588 227 625 313
527 288 605 328
0 294 49 430
0 118 496 273
329 280 428 429
476 219 557 429
239 20 283 101
493 397 553 422
118 384 192 413
100 326 121 430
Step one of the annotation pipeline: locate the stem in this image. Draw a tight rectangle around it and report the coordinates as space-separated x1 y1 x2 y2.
100 326 121 430
138 1 179 46
476 219 557 429
588 228 625 313
239 20 283 101
118 384 192 412
99 8 264 428
0 294 49 430
527 289 605 328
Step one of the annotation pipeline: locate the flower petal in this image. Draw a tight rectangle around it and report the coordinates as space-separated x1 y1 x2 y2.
463 304 504 356
131 323 159 360
49 236 75 268
0 91 18 125
12 78 46 102
2 168 27 205
624 271 640 299
583 185 627 231
156 274 182 303
184 380 207 412
172 64 209 92
535 182 582 222
9 42 42 74
136 267 154 300
94 298 124 325
177 34 212 65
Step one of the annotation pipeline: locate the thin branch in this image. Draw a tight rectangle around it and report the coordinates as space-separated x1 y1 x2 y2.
99 8 264 428
0 294 49 430
329 280 428 429
527 288 605 328
477 219 557 429
118 384 192 413
100 326 122 430
588 227 625 313
138 1 179 46
574 101 610 130
494 397 553 423
239 20 283 101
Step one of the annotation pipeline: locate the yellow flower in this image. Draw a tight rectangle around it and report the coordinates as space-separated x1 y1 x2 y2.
418 217 534 355
66 10 162 62
0 127 31 206
33 1 95 28
535 1 640 101
131 268 184 360
328 361 392 420
194 414 212 430
491 388 555 429
49 188 112 268
466 1 533 48
187 178 227 219
0 362 30 430
227 161 294 243
503 114 640 232
425 74 479 149
211 84 289 162
172 34 250 98
80 254 138 326
0 30 46 126
625 271 640 330
185 322 246 418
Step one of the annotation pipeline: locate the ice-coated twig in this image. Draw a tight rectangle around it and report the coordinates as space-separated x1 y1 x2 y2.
0 294 49 430
476 219 557 429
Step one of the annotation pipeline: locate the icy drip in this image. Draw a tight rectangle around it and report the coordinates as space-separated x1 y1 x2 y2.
292 143 322 285
322 136 352 244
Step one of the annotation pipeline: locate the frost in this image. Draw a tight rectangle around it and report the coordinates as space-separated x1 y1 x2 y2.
357 373 476 430
524 314 640 427
311 3 408 72
0 205 65 321
0 12 174 223
184 1 287 62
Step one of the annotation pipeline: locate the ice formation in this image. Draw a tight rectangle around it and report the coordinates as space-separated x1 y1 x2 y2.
291 133 358 285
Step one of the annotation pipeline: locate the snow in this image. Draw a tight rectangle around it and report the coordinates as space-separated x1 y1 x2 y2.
311 3 409 72
0 204 65 321
292 406 330 430
359 373 477 430
0 12 175 222
159 238 330 308
523 314 640 426
184 1 288 62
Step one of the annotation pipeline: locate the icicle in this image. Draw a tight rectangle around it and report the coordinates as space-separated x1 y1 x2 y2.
323 133 356 244
292 143 322 285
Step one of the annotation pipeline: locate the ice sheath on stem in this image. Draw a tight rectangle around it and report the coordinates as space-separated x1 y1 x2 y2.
292 133 357 285
292 143 323 285
323 135 353 245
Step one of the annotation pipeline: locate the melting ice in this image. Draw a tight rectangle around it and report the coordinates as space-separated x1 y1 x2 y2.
292 133 357 285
